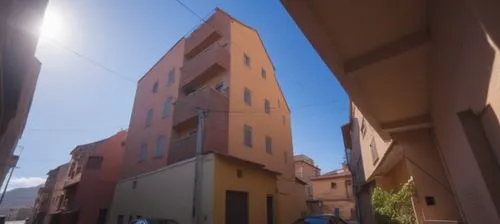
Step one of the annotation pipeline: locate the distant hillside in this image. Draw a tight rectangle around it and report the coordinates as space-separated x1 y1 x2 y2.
0 186 41 210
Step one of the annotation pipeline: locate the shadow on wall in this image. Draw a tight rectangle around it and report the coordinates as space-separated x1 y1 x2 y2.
350 118 376 224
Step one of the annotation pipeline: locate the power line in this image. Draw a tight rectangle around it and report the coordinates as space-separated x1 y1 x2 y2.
173 0 338 102
45 38 137 83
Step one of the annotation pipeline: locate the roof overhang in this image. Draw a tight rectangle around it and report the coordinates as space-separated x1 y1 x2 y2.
282 0 430 140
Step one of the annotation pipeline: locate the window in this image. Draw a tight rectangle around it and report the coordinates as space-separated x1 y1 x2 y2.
265 136 272 154
162 97 172 118
244 88 252 106
277 99 280 108
264 99 271 114
145 109 153 127
282 115 286 125
152 81 158 93
154 135 165 158
244 54 251 67
237 169 243 178
139 144 147 162
284 151 288 163
261 68 267 79
361 119 367 137
244 125 253 147
167 68 175 86
331 182 337 189
370 137 379 164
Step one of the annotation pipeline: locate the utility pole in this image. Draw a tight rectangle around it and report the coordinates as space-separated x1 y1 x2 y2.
192 108 207 224
0 165 16 205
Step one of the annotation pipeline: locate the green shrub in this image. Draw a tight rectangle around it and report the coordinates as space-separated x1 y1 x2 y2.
371 180 416 224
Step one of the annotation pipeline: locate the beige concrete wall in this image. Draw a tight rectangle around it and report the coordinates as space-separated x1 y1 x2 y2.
351 104 391 180
311 176 351 201
428 0 500 222
106 154 214 224
394 130 461 223
310 170 354 220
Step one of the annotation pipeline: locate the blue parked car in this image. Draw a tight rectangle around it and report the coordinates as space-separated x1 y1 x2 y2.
292 215 348 224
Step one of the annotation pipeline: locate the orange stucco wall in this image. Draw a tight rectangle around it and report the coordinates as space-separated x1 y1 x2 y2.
120 40 185 179
227 19 293 178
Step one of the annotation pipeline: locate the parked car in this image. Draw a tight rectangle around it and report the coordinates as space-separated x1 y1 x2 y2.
129 218 179 224
292 215 349 224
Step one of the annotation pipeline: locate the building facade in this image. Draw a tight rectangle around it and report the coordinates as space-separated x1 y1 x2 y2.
32 163 69 224
47 131 127 224
310 165 355 220
282 0 500 223
0 0 48 186
294 155 320 199
109 8 306 224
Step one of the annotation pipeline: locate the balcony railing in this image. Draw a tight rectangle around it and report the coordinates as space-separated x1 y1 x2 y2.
173 87 228 127
64 172 81 188
167 134 197 164
180 44 229 88
184 12 226 59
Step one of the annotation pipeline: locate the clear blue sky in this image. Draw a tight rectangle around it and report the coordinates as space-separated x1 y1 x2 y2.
10 0 349 188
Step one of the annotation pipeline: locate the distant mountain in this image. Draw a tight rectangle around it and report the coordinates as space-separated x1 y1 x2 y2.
0 186 41 210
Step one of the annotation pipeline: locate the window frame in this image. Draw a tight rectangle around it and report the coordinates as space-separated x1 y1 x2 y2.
167 68 175 86
265 136 272 154
154 135 165 158
244 53 251 68
244 124 253 147
162 97 173 118
152 81 159 93
244 88 252 106
145 109 153 128
139 143 147 162
264 99 271 114
331 182 337 189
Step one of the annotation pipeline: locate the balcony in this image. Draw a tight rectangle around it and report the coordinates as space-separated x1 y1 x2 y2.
180 44 229 88
184 11 227 59
63 172 81 188
173 87 228 127
167 133 197 164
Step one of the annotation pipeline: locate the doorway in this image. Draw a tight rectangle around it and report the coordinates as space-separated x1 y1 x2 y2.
225 190 249 224
266 195 274 224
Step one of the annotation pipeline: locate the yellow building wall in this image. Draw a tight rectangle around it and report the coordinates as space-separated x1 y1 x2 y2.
213 155 277 224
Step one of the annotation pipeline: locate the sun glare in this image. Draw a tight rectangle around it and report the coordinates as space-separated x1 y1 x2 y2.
41 7 63 39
